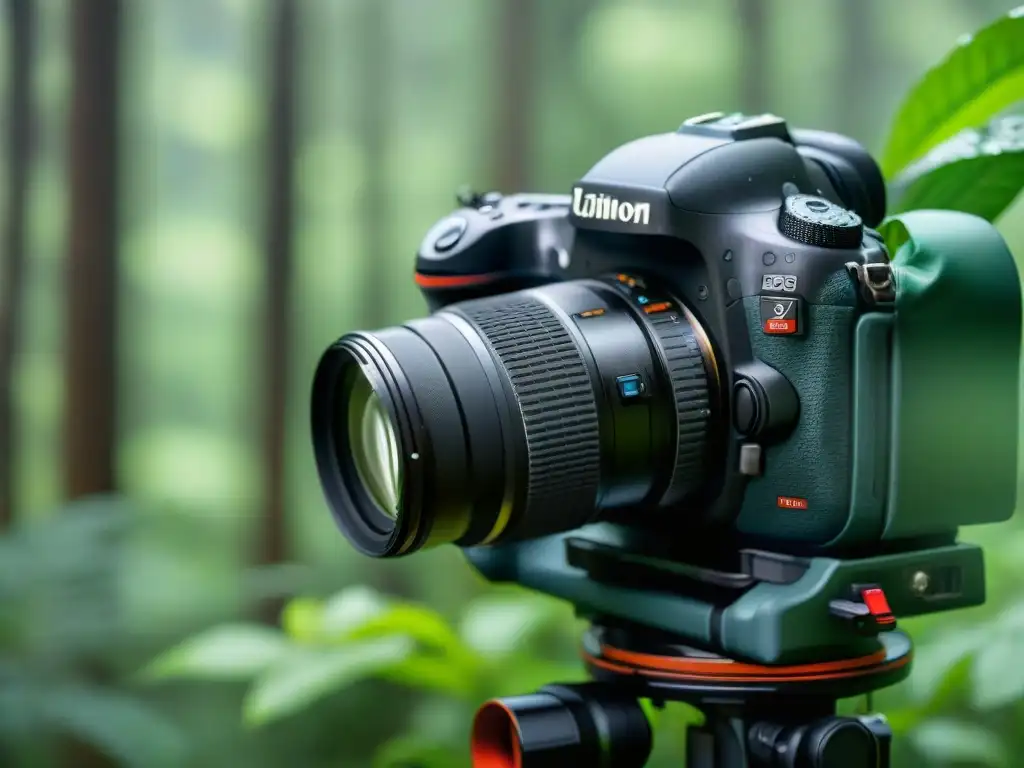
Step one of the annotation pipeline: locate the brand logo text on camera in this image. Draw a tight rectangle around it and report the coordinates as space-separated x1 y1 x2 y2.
572 187 651 226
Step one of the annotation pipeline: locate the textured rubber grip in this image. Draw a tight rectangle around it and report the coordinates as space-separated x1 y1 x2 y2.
456 295 601 537
645 310 712 505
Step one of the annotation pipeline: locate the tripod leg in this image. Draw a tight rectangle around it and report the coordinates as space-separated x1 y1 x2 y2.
686 714 750 768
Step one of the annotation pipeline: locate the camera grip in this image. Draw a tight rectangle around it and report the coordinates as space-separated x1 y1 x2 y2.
737 300 857 545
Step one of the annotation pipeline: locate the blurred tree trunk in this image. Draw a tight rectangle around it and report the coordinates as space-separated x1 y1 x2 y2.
64 4 121 768
0 0 34 529
736 0 770 114
838 0 874 145
256 0 298 625
359 0 389 327
495 0 538 191
65 0 121 499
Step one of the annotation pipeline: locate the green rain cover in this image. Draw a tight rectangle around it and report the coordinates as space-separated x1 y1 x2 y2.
882 210 1022 540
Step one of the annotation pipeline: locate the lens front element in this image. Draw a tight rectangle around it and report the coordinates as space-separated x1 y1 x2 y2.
348 374 402 520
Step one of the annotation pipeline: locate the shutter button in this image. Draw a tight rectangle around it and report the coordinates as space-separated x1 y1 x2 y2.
431 216 469 252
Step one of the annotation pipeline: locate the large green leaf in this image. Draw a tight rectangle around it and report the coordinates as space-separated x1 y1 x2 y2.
319 585 391 636
377 654 478 699
243 636 414 727
141 623 291 682
880 7 1024 177
344 604 480 666
889 117 1024 221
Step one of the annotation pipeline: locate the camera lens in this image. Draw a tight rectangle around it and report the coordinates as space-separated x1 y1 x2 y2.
311 278 721 558
347 375 402 519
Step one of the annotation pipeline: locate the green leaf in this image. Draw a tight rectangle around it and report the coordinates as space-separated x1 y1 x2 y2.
319 585 390 636
483 657 585 699
243 636 413 727
459 595 565 657
346 604 479 664
970 634 1024 710
281 597 324 643
910 719 1009 768
379 654 478 699
881 7 1024 177
141 624 291 682
639 699 662 730
889 117 1024 221
42 684 188 768
877 218 910 260
881 708 925 736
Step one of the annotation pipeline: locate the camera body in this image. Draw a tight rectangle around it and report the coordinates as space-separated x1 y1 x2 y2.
416 112 1019 555
405 113 1021 662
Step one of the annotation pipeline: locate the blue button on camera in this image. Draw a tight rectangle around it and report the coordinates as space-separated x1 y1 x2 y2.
616 374 645 400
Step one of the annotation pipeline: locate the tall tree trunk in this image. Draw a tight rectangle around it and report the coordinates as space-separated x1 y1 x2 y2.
65 0 121 503
359 0 389 328
257 0 298 625
64 3 121 767
495 0 538 192
0 0 34 529
736 0 770 114
838 0 874 145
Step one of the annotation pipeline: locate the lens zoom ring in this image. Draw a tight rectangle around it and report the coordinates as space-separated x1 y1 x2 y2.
457 296 600 534
646 311 712 504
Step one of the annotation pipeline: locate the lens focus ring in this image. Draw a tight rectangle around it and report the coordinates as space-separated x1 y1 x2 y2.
645 310 712 505
453 295 601 538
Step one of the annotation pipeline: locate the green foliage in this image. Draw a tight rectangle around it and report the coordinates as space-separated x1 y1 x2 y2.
880 7 1024 258
145 585 586 759
888 117 1024 220
880 7 1024 178
909 720 1010 768
141 624 292 683
0 498 188 767
147 582 709 766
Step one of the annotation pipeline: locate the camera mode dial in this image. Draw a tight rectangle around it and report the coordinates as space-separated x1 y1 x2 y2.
779 195 863 249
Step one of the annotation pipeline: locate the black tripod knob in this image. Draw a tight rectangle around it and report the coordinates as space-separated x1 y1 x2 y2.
749 715 890 768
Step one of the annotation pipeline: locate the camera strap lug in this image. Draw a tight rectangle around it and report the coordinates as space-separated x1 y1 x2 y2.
846 262 896 306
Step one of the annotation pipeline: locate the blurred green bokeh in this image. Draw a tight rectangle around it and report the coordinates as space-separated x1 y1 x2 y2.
3 1 1024 766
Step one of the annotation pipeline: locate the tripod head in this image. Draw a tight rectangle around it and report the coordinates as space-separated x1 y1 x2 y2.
465 525 919 767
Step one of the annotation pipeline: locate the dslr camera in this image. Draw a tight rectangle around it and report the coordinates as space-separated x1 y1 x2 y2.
311 112 1021 668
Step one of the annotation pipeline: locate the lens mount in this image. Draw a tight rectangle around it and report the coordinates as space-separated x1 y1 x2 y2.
311 333 427 557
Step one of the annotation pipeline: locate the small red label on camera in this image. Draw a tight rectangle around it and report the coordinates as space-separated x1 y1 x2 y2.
777 496 808 510
764 318 797 334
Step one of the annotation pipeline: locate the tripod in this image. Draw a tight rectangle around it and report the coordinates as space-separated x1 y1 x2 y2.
470 620 912 768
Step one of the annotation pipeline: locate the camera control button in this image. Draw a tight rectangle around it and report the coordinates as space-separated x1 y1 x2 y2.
760 296 802 335
828 584 897 635
734 383 758 434
429 216 469 253
615 373 646 402
779 194 863 249
738 443 763 477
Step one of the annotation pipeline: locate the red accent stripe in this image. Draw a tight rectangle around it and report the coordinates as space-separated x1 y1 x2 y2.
414 272 499 289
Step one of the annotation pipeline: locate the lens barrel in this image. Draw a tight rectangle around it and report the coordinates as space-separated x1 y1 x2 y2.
311 278 720 558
